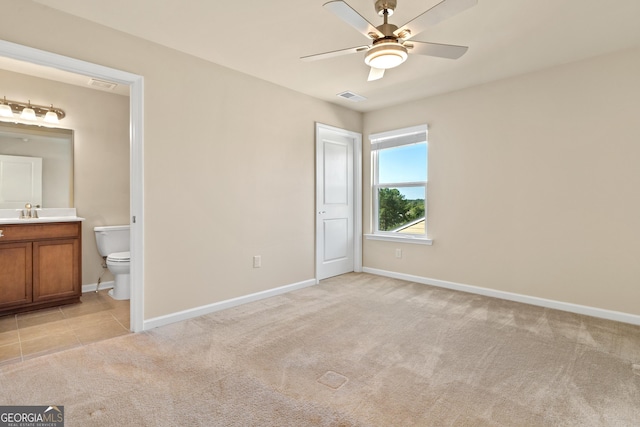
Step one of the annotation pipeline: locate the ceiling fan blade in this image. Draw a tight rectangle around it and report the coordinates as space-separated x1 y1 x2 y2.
394 0 477 40
301 45 370 62
324 1 384 40
368 67 385 81
405 41 468 59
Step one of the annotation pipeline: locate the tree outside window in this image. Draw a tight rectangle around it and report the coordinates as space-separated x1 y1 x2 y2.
378 188 425 232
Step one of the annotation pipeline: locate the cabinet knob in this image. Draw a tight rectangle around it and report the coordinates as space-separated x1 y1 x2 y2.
0 229 3 238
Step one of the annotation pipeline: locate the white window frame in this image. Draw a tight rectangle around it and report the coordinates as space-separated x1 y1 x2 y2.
366 124 433 245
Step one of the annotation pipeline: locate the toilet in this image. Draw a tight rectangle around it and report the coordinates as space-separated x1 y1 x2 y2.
94 225 130 300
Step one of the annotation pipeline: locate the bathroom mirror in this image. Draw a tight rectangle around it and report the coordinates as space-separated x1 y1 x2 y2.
0 121 73 208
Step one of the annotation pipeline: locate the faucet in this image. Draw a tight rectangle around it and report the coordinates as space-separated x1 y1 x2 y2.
20 203 39 219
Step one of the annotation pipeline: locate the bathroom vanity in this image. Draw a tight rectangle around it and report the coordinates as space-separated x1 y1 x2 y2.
0 211 83 315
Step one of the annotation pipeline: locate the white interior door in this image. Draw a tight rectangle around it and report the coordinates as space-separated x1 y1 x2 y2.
316 124 361 280
0 154 42 209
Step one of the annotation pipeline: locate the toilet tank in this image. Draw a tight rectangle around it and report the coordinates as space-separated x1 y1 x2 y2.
94 225 130 257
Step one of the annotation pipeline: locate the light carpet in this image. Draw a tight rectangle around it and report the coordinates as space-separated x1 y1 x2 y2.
1 273 639 426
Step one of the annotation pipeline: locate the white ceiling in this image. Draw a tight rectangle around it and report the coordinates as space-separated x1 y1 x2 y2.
16 0 640 112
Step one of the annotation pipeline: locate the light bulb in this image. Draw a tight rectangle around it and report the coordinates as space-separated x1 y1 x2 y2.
0 104 12 117
20 107 37 120
44 110 59 124
0 97 12 117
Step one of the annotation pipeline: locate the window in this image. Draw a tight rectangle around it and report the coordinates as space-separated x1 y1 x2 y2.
368 125 431 244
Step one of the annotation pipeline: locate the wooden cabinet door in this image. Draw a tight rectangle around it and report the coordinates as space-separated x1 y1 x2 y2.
32 239 80 302
0 242 33 308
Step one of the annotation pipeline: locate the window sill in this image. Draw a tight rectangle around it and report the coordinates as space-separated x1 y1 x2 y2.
364 234 433 245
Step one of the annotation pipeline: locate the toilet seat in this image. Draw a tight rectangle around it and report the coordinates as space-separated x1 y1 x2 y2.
107 251 130 263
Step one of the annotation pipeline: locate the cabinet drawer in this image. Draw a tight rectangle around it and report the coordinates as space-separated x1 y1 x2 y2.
0 222 81 242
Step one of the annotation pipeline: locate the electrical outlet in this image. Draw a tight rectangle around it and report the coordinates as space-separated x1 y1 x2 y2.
253 255 261 268
395 248 402 258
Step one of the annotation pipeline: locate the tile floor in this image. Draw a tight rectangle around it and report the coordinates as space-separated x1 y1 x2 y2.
0 290 130 366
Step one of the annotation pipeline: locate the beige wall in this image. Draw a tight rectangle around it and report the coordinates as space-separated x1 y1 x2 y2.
363 47 640 316
0 1 362 319
0 68 130 287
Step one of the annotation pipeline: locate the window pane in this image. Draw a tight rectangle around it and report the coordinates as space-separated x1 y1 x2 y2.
378 143 427 184
377 186 426 233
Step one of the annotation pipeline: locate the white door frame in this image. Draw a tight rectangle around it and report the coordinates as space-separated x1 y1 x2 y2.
315 123 362 282
0 39 145 332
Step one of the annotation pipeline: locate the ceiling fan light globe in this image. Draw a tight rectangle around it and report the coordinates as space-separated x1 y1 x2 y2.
368 53 404 69
364 43 408 69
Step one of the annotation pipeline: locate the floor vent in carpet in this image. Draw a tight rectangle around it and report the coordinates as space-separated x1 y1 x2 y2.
317 371 348 389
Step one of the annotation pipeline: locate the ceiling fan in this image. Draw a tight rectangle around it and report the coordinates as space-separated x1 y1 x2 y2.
301 0 477 81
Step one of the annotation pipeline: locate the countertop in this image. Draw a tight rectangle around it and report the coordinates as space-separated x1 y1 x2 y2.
0 208 85 225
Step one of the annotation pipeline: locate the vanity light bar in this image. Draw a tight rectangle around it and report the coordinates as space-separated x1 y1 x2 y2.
0 96 66 122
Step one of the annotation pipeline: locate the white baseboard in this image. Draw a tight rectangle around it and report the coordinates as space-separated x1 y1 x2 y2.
82 281 114 293
143 278 317 330
363 267 640 326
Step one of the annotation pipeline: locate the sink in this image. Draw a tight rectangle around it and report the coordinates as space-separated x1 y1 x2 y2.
0 208 85 224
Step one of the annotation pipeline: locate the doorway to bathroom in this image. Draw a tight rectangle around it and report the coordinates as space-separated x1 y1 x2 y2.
0 40 145 333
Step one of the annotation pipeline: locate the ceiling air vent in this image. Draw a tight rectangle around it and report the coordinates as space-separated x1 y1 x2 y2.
337 91 366 102
88 78 118 90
